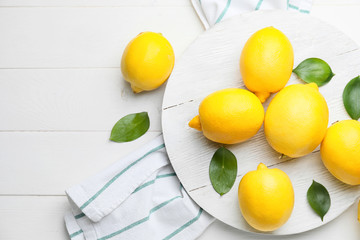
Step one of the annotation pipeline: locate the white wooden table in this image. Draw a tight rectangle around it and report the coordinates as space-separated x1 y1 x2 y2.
0 0 359 239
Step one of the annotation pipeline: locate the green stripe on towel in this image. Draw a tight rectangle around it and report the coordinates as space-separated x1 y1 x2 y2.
255 0 264 10
74 213 85 219
97 195 182 240
288 3 310 14
75 172 175 220
133 173 176 193
288 3 299 10
299 9 310 14
69 229 83 238
163 208 203 240
215 0 232 24
80 144 165 210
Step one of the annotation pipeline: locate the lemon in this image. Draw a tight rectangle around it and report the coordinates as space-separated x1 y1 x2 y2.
121 32 175 93
320 120 360 185
240 27 294 103
189 88 264 144
238 163 294 232
264 83 329 158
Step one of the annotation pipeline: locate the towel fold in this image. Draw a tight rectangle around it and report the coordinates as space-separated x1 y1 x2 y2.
64 135 214 240
191 0 313 29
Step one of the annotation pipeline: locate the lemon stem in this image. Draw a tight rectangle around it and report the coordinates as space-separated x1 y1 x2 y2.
331 120 339 125
255 92 271 103
307 82 319 91
189 115 202 131
257 163 267 170
131 84 143 93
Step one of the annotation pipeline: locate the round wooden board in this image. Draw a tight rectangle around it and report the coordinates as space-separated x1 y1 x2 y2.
162 10 360 235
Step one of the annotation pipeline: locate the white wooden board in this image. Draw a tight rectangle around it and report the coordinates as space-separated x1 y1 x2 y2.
0 1 360 240
0 69 164 131
0 132 160 195
162 10 360 235
0 196 69 240
0 6 201 68
0 0 191 7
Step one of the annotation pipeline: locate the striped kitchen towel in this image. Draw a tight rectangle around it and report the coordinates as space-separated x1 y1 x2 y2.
64 135 214 240
192 0 313 29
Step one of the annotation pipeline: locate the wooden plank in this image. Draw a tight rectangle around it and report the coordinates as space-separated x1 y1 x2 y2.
314 0 360 6
312 6 360 47
0 69 165 130
0 0 358 7
0 0 359 7
0 196 69 240
0 0 191 7
0 6 203 68
0 132 161 195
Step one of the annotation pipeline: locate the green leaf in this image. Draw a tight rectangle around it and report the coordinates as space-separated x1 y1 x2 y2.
110 112 150 142
343 76 360 120
307 180 331 221
293 58 335 87
209 147 237 196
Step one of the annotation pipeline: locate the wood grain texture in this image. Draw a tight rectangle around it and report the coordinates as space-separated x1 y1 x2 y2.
162 10 360 234
312 5 360 48
0 0 191 7
314 0 360 6
0 196 69 240
0 6 202 68
1 1 360 240
0 132 160 195
0 69 164 131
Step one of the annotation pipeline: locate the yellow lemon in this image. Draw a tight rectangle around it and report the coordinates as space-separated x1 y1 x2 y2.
240 27 294 103
320 120 360 185
238 163 294 232
264 83 329 158
121 32 175 93
189 88 264 144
